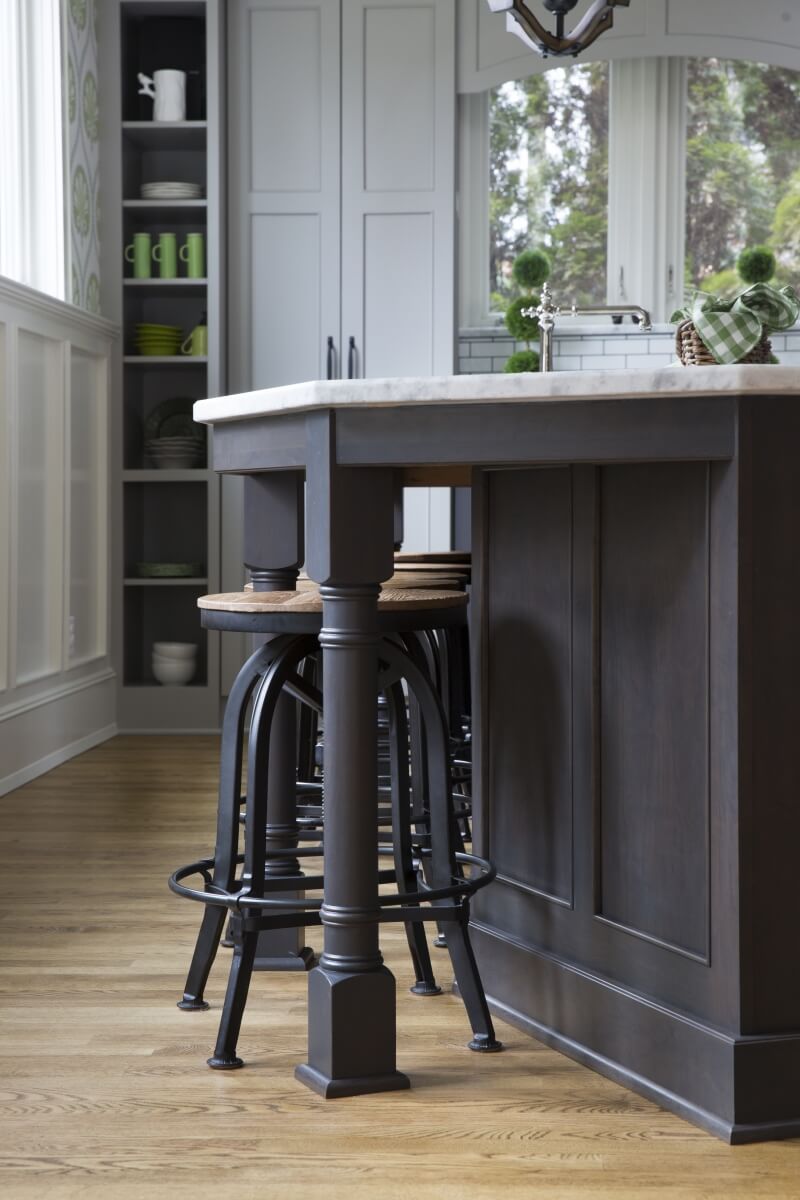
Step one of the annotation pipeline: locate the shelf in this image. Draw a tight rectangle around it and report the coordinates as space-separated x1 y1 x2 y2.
123 278 207 292
123 470 211 482
123 356 207 365
124 577 208 587
122 121 207 150
123 200 207 222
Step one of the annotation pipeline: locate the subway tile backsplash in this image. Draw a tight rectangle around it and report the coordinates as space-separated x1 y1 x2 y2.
457 327 800 373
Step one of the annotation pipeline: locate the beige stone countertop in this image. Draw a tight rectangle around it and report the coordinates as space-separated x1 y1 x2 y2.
194 365 800 424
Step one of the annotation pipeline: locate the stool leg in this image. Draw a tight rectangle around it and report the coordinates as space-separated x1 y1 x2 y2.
385 679 440 997
207 920 259 1069
209 638 315 1068
178 641 279 1011
401 648 502 1053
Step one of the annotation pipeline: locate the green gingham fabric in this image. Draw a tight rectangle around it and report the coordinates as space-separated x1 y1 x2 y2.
671 283 800 364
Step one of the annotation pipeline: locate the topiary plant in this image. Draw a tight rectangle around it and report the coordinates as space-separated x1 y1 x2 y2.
504 297 540 343
511 248 551 292
737 245 776 285
504 349 540 374
503 248 550 372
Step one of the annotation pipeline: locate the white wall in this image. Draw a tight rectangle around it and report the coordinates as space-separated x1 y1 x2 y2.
0 277 117 794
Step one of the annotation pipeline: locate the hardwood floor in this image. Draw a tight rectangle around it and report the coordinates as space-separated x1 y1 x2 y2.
1 736 799 1199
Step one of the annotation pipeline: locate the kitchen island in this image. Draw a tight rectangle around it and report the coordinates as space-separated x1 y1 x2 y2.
196 366 800 1143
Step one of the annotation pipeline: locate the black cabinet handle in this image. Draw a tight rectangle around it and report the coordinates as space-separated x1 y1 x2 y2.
326 336 335 380
347 336 356 379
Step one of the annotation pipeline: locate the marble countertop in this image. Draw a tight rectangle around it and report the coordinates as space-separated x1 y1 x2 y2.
194 365 800 424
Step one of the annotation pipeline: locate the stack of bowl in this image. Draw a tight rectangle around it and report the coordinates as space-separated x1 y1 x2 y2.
145 435 205 469
135 323 182 356
152 642 197 686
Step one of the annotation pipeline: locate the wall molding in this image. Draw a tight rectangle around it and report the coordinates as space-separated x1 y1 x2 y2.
0 666 116 723
0 274 118 342
0 722 117 798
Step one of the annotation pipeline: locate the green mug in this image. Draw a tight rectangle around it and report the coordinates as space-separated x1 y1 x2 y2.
124 232 152 278
181 324 208 356
179 232 205 279
152 232 178 279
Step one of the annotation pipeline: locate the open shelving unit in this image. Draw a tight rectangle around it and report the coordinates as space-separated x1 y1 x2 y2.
102 0 225 730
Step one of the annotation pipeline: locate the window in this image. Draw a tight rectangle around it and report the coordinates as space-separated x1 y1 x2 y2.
462 56 800 328
0 0 66 300
489 63 609 311
686 59 800 294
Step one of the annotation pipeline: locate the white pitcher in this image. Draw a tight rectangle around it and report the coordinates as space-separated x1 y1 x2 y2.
138 70 187 123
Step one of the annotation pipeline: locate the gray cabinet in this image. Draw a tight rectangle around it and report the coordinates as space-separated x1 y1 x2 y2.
225 0 456 609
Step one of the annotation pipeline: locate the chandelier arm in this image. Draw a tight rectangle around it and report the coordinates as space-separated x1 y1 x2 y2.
487 0 630 59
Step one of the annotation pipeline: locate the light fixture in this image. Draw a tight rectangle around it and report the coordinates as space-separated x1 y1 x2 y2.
486 0 630 59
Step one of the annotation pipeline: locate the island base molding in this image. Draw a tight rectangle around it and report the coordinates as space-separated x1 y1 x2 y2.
471 925 800 1145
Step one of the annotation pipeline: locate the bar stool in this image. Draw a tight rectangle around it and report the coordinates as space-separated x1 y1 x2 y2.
169 586 502 1070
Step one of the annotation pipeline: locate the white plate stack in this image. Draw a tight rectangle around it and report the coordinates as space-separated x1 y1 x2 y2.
152 642 197 686
141 181 203 200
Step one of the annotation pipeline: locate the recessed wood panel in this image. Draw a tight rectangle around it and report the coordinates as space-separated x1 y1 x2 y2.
598 463 709 958
364 6 436 192
486 468 574 904
249 7 322 192
251 214 322 387
363 213 434 377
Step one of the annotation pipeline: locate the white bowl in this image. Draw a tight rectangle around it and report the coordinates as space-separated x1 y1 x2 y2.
152 658 195 686
153 642 198 660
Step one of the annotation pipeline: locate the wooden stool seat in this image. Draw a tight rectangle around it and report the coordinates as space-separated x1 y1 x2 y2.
201 588 467 615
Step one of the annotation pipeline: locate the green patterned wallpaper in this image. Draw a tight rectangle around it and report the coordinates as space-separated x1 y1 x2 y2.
67 0 101 314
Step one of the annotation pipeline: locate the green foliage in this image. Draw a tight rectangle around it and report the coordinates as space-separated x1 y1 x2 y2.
504 297 539 343
504 349 540 373
489 62 609 310
685 59 800 292
737 245 776 284
703 268 739 299
512 249 550 290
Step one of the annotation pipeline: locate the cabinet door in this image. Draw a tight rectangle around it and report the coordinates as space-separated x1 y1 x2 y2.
341 0 456 550
228 0 341 390
341 0 455 377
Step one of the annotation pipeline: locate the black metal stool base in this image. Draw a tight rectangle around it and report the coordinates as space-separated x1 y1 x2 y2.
208 1054 245 1070
468 1034 503 1053
410 981 442 996
177 997 210 1012
294 1063 410 1099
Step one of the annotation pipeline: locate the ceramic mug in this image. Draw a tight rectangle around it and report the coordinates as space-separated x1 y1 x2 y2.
181 324 208 356
179 233 205 279
124 232 152 278
152 232 178 278
138 70 187 123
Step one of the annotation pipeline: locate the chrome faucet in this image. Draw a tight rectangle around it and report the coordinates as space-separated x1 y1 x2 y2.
522 282 652 373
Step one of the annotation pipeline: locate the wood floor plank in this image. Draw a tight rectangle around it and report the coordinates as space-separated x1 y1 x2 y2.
0 736 798 1198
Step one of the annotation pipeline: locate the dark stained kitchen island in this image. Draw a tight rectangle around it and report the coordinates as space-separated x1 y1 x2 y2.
195 366 800 1143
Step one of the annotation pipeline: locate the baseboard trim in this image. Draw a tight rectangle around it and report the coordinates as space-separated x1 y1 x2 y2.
0 723 117 796
472 923 800 1144
484 990 736 1142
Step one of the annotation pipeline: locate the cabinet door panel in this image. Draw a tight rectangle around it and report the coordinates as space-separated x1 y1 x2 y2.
363 212 434 377
229 0 340 391
364 7 436 192
251 213 324 387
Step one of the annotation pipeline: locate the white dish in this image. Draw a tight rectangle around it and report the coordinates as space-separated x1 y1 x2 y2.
152 658 195 686
153 642 197 660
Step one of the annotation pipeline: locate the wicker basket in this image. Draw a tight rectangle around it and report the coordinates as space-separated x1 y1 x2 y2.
675 318 773 366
